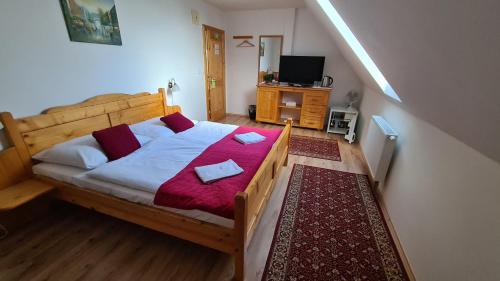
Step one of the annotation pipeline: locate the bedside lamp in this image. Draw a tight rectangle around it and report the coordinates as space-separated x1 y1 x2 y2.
167 78 180 104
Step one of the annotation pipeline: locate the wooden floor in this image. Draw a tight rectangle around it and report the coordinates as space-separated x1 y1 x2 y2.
0 115 369 281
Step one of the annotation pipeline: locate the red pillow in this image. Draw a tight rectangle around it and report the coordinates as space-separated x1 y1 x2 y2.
160 112 194 133
92 124 141 161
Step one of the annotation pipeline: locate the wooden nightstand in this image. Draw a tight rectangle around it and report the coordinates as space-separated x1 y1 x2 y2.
0 179 55 212
0 114 56 238
0 179 55 238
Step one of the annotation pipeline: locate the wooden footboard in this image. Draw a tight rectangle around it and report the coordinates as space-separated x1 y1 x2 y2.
233 119 292 281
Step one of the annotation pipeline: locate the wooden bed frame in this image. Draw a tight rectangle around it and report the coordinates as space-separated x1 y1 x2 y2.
0 88 292 281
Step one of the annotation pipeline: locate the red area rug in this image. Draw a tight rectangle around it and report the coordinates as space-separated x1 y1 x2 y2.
262 165 409 281
289 135 341 161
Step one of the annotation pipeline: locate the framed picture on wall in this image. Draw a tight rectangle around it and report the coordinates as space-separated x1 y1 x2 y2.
59 0 122 45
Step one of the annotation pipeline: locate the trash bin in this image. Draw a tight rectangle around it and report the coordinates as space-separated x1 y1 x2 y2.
248 105 256 120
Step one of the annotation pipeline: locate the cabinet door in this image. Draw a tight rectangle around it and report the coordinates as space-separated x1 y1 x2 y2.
256 88 279 123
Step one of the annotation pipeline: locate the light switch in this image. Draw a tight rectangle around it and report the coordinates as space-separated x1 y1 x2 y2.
191 9 199 25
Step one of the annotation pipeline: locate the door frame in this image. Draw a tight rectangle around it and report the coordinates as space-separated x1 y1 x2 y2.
202 24 226 121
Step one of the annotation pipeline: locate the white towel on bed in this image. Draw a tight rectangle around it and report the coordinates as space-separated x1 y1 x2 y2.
194 159 244 184
234 132 266 144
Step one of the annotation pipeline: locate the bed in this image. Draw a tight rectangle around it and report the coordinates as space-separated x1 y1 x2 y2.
0 88 292 281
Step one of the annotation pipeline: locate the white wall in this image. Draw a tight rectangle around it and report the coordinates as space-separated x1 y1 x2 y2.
328 0 500 164
225 8 295 115
0 0 226 149
358 87 500 281
292 7 362 108
226 7 362 115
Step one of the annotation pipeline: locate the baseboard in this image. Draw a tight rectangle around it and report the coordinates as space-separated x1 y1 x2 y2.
226 113 248 117
359 146 416 281
374 189 416 281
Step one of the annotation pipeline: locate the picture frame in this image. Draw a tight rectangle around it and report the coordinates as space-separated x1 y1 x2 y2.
60 0 122 45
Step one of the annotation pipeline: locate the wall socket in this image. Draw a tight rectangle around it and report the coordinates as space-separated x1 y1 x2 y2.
191 9 199 25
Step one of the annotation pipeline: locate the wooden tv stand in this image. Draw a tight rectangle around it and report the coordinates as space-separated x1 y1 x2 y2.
256 84 332 130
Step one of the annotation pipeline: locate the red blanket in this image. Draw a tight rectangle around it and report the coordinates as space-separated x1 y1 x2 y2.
153 126 282 219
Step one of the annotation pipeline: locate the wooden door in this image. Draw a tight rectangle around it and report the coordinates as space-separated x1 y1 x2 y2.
256 88 279 123
203 25 226 121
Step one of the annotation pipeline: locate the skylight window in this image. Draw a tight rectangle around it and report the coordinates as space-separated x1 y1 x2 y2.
316 0 402 102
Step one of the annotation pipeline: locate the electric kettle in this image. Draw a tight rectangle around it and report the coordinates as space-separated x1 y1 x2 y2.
321 75 333 87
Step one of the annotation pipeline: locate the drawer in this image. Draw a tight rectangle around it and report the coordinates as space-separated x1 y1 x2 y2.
300 116 324 129
302 104 327 116
303 93 328 106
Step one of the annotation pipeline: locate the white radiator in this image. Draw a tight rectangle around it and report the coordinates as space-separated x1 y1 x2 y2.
365 116 398 182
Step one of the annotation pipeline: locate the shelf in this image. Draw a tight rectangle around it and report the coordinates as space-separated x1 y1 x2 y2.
281 119 301 126
331 106 358 113
233 35 253 39
278 103 302 110
328 128 348 134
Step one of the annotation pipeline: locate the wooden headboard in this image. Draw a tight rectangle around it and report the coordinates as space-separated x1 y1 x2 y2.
0 88 180 174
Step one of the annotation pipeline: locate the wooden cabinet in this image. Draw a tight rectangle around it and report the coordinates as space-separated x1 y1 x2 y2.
256 87 279 123
256 84 331 130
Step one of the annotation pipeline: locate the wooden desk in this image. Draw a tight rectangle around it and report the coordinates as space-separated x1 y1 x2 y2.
256 84 332 130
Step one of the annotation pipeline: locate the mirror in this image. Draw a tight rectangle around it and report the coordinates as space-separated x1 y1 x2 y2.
258 35 283 83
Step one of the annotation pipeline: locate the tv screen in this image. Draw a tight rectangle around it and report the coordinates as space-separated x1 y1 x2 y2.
279 56 325 85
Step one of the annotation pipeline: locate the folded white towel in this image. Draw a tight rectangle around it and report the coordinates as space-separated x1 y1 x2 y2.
234 132 266 144
194 159 244 184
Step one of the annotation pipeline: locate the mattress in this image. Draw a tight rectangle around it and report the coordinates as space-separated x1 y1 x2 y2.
88 121 238 193
33 163 234 228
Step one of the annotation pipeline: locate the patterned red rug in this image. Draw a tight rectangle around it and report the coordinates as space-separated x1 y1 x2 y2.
289 135 341 161
262 164 409 281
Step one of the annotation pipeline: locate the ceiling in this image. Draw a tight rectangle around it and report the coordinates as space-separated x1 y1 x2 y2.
203 0 304 11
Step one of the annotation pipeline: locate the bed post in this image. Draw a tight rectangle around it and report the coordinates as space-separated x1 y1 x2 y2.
284 118 293 166
234 192 248 281
0 112 32 174
158 87 168 115
160 87 183 115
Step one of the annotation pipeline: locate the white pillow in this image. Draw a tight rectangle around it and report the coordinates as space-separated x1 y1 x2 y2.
136 135 153 146
130 118 175 139
33 134 152 169
130 117 200 139
34 144 107 170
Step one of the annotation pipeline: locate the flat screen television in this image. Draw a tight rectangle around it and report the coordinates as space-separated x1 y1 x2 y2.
278 56 325 86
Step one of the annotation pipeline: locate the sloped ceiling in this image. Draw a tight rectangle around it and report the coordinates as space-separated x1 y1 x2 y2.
203 0 304 11
307 0 500 163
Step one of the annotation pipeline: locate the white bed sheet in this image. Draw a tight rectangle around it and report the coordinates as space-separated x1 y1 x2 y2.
33 163 233 228
87 121 238 193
